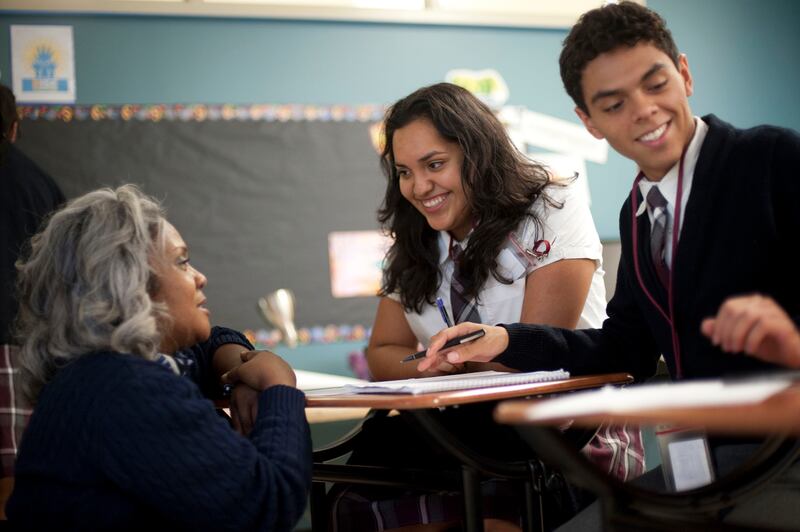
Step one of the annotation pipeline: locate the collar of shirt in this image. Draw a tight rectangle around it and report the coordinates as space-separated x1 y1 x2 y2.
155 352 180 375
635 116 709 222
437 230 473 266
634 117 708 268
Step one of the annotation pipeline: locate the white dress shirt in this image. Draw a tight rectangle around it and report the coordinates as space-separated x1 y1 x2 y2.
392 175 607 346
636 117 708 268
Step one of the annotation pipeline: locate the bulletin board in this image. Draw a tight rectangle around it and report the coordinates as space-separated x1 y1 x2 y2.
16 104 388 332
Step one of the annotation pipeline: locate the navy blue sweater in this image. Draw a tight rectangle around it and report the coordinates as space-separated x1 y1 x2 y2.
7 344 312 530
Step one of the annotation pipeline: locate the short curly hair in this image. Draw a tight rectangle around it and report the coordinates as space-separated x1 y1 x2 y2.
560 1 679 114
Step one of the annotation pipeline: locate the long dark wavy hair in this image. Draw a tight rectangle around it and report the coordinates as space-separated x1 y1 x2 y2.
378 83 554 313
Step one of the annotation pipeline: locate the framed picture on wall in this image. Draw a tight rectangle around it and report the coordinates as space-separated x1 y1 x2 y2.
11 25 76 103
328 230 392 298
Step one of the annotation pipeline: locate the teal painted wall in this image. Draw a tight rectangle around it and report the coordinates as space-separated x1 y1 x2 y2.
1 0 798 239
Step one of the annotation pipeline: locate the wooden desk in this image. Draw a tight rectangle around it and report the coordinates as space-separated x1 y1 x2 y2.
494 379 800 532
307 372 633 532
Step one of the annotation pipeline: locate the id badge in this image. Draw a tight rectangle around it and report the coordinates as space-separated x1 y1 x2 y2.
655 424 715 491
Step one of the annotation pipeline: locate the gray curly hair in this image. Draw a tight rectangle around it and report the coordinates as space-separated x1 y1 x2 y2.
14 185 169 403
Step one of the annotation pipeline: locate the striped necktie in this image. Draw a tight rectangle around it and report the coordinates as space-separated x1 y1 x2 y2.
450 243 481 324
646 186 670 287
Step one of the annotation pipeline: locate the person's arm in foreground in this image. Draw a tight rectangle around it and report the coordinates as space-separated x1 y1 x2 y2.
702 294 800 369
474 257 596 373
420 252 662 382
367 296 460 380
183 326 285 436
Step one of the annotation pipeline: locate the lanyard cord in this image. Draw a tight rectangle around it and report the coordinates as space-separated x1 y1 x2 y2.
630 145 689 378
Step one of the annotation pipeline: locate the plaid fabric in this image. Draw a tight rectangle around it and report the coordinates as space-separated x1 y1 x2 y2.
449 243 481 325
646 186 671 287
582 423 645 482
0 345 32 478
330 480 523 531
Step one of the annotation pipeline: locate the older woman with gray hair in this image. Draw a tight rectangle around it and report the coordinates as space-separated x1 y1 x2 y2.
6 185 311 531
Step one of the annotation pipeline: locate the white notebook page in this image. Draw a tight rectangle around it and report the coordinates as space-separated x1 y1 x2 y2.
304 369 570 396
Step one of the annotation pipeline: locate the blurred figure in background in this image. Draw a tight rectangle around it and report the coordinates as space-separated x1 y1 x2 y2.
0 83 64 515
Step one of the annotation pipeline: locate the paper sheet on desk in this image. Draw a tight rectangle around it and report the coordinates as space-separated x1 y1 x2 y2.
304 369 570 396
294 369 367 391
525 378 793 421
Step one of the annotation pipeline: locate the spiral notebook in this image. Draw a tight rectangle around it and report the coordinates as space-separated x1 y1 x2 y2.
304 369 570 396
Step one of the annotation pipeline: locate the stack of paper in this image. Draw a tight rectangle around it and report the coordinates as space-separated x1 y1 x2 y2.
294 369 367 391
304 369 570 396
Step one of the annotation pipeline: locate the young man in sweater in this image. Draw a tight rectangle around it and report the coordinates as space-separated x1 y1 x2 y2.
420 1 800 528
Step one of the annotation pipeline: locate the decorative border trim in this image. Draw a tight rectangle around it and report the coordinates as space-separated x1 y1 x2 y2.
243 324 371 349
18 103 386 123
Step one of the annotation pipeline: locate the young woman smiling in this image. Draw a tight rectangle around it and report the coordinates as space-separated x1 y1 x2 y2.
332 83 643 532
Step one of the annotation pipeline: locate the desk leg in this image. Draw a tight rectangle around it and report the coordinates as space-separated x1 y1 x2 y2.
462 465 484 532
523 461 544 532
310 480 328 531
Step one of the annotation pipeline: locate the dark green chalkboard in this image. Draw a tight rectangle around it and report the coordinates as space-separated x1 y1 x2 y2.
17 117 386 330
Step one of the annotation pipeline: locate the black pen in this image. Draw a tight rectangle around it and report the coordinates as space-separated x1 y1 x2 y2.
400 329 486 363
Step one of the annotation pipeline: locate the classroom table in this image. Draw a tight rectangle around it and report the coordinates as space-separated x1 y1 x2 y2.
305 372 633 532
494 378 800 531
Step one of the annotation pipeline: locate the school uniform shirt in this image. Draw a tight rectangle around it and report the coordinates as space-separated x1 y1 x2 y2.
391 176 645 482
635 117 708 267
394 175 608 343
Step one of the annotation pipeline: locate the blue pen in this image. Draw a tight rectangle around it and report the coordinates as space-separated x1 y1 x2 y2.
435 297 453 327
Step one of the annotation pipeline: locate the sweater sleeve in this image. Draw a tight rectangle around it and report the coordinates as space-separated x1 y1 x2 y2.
496 249 661 383
176 326 255 398
769 128 800 329
94 361 311 532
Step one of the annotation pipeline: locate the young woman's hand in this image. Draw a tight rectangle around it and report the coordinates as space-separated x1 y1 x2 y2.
417 323 509 373
701 294 800 368
421 358 465 375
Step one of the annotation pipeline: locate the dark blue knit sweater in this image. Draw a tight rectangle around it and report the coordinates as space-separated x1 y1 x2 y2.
7 343 312 530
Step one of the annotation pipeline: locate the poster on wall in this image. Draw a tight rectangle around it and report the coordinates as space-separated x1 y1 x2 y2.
445 68 509 110
11 25 76 103
328 230 392 298
445 67 607 164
